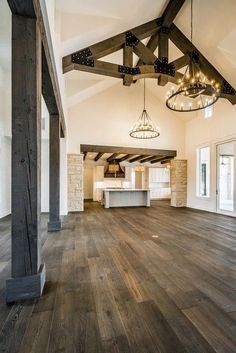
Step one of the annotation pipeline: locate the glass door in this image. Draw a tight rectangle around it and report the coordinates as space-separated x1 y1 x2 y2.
216 140 236 216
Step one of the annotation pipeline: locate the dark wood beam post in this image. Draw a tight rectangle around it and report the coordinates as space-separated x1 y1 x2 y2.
48 114 61 232
6 14 45 303
158 28 169 86
123 44 133 86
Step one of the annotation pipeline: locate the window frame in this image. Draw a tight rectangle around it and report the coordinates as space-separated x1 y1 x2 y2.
196 145 211 198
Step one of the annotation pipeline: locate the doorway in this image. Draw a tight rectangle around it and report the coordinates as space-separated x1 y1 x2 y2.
216 140 236 216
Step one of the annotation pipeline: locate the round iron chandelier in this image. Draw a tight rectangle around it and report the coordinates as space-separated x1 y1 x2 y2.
166 0 220 113
130 79 160 139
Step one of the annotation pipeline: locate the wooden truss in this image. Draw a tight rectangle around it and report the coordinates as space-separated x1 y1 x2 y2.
63 0 236 104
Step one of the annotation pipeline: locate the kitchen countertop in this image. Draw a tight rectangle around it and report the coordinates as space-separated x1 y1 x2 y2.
103 189 150 192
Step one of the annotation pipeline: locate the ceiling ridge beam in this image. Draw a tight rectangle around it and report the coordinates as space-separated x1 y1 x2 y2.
136 0 186 67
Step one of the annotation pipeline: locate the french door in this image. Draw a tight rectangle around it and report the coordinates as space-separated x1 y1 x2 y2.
216 140 236 216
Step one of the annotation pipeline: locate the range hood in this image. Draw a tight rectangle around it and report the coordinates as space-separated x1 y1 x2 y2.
104 159 125 178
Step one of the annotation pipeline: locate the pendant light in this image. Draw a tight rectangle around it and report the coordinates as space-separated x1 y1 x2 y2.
166 0 220 112
130 79 160 139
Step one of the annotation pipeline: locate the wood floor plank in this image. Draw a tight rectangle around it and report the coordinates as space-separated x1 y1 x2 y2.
0 201 236 353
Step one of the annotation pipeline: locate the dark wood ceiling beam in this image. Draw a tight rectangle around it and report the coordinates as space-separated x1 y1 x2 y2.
42 46 58 115
140 156 160 163
123 44 133 86
72 60 124 78
158 28 169 86
136 31 160 66
119 154 134 162
7 0 35 17
81 144 177 157
107 153 119 162
169 24 236 104
136 0 186 67
63 17 163 72
94 152 104 161
170 55 189 70
161 159 171 164
132 37 159 65
151 156 174 164
129 155 147 163
162 0 186 27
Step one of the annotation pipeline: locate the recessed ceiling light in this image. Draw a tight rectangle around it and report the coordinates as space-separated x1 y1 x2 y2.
152 235 159 238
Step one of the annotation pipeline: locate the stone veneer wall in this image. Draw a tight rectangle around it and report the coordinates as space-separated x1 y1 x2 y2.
170 159 187 207
67 154 84 212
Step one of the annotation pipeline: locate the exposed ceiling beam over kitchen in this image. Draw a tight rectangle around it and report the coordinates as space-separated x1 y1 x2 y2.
150 156 174 164
81 145 177 164
94 152 104 161
107 153 120 162
129 155 148 163
119 154 134 162
140 156 160 163
81 144 177 157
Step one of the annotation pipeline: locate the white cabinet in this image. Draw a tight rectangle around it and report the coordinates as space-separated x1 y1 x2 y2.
149 167 171 200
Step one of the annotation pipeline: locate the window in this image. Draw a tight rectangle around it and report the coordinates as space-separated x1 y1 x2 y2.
197 146 210 197
204 105 213 119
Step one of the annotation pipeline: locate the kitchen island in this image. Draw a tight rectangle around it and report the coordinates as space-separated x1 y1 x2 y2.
103 189 150 208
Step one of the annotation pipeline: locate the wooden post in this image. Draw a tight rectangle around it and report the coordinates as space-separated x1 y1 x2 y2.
158 28 169 86
48 114 61 232
6 15 45 303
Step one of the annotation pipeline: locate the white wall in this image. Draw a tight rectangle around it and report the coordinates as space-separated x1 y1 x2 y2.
67 82 186 158
186 99 236 212
0 0 11 218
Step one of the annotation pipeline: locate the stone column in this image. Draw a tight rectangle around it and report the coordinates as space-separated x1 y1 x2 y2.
170 159 187 207
67 154 84 212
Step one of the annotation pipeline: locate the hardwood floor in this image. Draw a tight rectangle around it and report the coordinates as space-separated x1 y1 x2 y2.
0 200 236 353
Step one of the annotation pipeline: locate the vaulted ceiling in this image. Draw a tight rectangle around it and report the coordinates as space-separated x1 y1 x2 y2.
56 0 236 113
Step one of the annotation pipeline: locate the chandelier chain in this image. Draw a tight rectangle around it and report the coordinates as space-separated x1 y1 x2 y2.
144 78 146 109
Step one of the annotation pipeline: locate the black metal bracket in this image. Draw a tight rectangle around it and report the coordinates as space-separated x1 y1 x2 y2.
118 65 141 75
156 17 163 27
71 49 94 67
221 80 235 96
190 50 200 63
154 60 175 76
125 31 140 47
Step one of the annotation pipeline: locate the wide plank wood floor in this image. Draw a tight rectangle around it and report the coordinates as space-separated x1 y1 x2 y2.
0 200 236 353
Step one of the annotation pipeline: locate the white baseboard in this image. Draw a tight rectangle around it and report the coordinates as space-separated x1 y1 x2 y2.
0 210 11 219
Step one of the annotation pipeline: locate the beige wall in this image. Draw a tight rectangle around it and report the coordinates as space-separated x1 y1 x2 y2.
84 165 94 199
185 100 236 212
67 82 186 158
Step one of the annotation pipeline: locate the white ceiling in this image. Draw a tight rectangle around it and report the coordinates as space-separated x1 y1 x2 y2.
56 0 236 118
